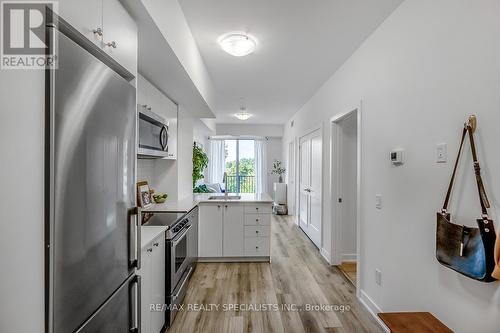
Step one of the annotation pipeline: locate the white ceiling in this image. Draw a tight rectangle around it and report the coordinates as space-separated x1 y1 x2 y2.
179 0 402 124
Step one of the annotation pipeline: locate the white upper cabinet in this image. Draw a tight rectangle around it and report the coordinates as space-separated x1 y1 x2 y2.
58 0 137 76
102 0 138 76
58 0 102 47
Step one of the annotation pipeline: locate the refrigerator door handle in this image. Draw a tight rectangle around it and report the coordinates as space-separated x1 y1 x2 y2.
129 207 142 269
130 275 141 333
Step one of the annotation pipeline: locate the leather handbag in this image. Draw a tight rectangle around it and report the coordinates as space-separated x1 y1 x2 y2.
436 120 498 282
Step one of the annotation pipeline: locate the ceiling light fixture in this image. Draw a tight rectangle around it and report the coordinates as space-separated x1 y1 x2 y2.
218 33 257 57
234 106 252 120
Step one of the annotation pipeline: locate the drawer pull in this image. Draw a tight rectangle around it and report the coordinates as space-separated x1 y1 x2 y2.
256 218 259 222
256 207 259 211
255 230 259 234
255 246 259 249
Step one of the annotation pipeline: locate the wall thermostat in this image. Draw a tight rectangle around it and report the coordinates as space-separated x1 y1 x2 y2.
390 150 404 165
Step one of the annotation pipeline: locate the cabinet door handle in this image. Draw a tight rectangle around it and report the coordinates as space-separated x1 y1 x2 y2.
255 246 259 249
93 27 102 36
147 248 152 252
217 205 221 209
255 230 259 234
106 41 117 48
256 218 259 222
153 242 159 247
225 205 228 208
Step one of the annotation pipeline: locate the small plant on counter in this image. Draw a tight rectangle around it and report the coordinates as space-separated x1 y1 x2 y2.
192 142 209 189
271 159 286 183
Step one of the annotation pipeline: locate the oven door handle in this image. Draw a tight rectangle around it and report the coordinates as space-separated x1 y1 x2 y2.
171 266 193 302
171 224 191 247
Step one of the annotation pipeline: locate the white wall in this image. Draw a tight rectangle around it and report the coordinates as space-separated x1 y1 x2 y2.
216 123 284 137
283 1 500 332
0 72 45 332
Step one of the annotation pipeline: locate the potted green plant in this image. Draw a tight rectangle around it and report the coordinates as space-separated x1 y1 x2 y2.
271 160 286 183
192 143 209 190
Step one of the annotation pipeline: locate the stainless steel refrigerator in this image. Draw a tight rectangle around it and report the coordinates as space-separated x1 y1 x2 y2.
45 17 141 333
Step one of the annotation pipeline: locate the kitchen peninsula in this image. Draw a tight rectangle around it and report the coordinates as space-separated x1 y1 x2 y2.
143 193 274 261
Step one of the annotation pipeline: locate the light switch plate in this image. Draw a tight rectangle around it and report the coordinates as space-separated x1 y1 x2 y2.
375 195 382 209
436 143 447 163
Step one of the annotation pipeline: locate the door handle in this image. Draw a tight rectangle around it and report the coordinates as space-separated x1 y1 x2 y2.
129 207 141 270
130 274 141 333
159 125 168 151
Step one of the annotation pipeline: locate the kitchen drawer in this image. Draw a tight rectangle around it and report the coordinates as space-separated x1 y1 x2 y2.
244 226 270 238
244 214 271 226
244 237 270 256
244 203 272 214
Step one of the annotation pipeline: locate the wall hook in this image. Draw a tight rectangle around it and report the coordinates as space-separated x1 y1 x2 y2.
466 115 477 133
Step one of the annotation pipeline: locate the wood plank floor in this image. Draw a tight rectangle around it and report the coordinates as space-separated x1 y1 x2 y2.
338 262 357 286
167 215 383 333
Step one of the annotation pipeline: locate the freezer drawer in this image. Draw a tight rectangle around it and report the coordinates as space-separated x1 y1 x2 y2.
76 274 140 333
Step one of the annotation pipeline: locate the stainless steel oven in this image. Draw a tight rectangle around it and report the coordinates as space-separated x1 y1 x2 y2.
138 107 169 158
168 219 191 291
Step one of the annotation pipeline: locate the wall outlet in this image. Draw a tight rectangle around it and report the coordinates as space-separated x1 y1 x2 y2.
375 195 382 209
436 143 447 163
375 269 382 286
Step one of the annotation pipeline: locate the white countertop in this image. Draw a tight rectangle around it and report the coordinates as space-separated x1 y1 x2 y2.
141 225 166 249
142 192 273 213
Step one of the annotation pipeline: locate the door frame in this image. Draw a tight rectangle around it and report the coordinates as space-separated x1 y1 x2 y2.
330 103 362 296
297 124 323 248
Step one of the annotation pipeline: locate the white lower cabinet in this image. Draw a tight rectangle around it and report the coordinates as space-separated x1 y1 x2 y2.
139 233 165 333
223 204 245 256
198 204 223 257
199 202 272 259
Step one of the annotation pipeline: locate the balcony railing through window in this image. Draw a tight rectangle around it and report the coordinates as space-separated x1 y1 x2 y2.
225 175 255 193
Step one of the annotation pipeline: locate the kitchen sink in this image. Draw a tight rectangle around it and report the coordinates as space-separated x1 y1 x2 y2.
208 195 242 200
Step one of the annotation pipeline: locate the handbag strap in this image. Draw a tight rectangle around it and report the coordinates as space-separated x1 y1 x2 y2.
442 124 490 218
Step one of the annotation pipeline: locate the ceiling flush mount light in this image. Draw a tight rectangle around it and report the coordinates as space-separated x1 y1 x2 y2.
234 106 252 120
218 33 256 57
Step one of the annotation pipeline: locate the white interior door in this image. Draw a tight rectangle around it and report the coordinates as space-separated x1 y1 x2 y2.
299 129 322 248
339 114 357 261
287 141 296 215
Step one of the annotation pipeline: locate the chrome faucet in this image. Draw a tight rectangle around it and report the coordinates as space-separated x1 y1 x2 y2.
222 172 228 197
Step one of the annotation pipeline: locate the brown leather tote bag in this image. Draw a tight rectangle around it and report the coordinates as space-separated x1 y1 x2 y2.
436 123 498 282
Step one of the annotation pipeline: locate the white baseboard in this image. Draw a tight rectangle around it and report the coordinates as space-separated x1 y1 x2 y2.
341 253 357 262
320 248 331 264
358 290 390 333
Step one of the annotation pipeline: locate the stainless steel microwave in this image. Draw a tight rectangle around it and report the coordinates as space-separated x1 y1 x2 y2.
138 107 170 158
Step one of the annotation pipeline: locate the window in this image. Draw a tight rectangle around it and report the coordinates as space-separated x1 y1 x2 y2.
224 140 255 193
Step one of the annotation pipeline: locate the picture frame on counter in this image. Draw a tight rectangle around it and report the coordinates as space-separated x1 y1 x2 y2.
137 180 153 208
137 181 154 224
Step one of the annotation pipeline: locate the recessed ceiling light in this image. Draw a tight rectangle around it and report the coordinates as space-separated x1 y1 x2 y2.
218 33 257 57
